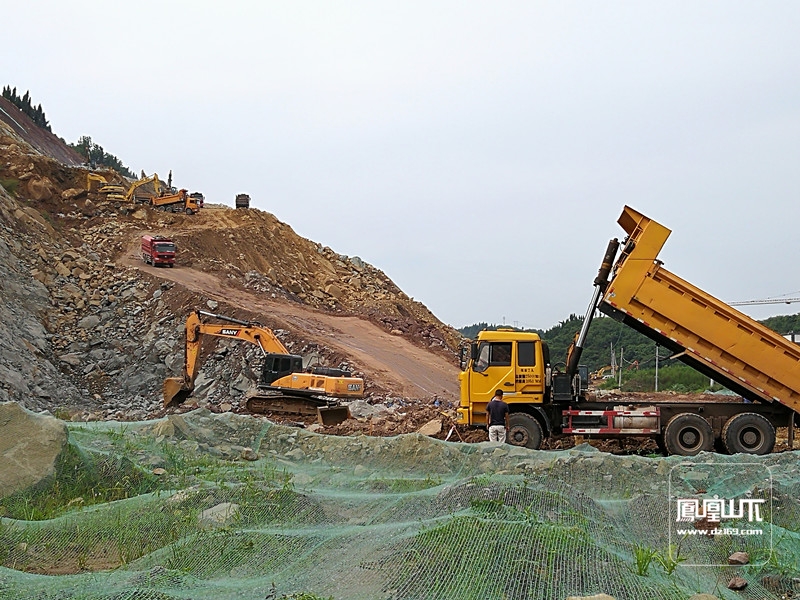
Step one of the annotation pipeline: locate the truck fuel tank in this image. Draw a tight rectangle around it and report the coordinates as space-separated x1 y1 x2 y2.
612 405 659 430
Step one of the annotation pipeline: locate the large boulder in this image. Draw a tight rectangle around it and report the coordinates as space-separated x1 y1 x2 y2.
0 402 68 498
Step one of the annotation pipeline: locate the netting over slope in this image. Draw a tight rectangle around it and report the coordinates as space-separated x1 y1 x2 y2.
0 409 798 600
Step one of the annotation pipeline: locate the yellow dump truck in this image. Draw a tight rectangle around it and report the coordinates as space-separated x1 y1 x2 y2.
150 189 202 214
457 205 798 455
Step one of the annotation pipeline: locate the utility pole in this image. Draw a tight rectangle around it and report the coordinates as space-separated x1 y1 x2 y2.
618 347 624 389
610 342 617 376
655 345 660 391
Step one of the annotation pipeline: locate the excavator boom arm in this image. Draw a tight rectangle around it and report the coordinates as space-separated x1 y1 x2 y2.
164 310 291 406
125 173 161 202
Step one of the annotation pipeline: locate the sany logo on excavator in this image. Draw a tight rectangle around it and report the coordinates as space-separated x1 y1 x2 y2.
220 329 240 336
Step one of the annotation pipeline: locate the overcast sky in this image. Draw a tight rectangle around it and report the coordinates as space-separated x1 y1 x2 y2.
5 1 800 329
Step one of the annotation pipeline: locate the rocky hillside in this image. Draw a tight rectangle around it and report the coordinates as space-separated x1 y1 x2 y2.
0 96 83 166
0 111 462 423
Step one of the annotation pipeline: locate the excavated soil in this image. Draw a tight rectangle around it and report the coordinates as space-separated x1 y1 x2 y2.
115 207 461 401
1 103 796 453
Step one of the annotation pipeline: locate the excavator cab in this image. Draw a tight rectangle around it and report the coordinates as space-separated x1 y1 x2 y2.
259 353 304 386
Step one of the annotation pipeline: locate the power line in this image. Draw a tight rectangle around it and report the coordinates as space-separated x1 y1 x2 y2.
729 298 800 306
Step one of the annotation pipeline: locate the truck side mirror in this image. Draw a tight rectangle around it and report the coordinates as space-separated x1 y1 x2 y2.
459 343 471 371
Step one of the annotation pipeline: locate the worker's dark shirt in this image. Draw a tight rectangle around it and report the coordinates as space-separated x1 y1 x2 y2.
486 399 509 426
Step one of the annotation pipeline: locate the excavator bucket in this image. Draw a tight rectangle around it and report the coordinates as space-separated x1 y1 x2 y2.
163 377 192 407
317 405 350 426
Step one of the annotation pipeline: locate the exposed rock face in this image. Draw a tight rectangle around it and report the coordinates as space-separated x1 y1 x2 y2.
0 402 68 497
0 191 84 409
0 115 461 422
0 96 84 165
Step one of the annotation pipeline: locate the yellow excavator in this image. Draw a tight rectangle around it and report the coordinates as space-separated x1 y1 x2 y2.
589 365 614 381
124 173 162 203
163 310 363 424
86 173 125 201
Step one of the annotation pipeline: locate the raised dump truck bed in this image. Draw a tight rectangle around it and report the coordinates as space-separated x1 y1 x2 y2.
457 205 797 455
600 205 800 415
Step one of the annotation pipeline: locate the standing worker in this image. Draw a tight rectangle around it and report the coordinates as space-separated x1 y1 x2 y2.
486 389 510 443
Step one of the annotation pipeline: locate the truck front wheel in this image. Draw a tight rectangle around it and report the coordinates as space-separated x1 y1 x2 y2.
507 413 543 449
663 413 714 456
721 413 775 455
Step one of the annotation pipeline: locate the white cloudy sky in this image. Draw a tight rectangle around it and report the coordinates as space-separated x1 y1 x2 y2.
5 1 800 329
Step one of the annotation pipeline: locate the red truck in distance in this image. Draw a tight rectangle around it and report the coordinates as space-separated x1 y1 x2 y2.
141 235 176 267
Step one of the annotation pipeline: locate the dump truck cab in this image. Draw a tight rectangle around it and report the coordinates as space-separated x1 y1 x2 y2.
457 330 549 426
458 329 588 448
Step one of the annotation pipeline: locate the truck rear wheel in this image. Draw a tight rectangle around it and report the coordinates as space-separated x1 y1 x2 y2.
507 413 543 449
721 413 775 455
663 413 713 456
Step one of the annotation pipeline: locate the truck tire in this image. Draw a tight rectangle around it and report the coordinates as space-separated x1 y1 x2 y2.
507 413 543 449
185 208 193 215
663 413 714 456
721 413 775 455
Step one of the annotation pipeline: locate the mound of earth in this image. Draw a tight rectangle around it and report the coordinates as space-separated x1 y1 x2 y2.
0 113 462 424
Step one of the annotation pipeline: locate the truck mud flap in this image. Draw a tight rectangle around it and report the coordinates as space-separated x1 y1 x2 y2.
317 405 350 426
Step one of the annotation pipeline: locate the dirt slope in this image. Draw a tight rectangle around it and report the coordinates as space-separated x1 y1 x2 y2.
0 97 83 166
0 113 463 421
120 239 459 399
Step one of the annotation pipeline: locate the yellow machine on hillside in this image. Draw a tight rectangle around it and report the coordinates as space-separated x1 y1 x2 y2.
589 365 614 381
86 173 125 201
458 205 799 455
164 310 364 424
124 174 162 203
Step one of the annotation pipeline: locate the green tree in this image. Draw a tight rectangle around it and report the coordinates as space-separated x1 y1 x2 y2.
2 85 51 132
69 135 135 178
459 310 800 375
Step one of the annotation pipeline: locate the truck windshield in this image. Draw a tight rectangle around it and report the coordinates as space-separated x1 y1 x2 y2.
154 243 175 252
472 342 512 372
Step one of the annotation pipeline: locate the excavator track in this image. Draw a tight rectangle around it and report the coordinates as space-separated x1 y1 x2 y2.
244 388 351 425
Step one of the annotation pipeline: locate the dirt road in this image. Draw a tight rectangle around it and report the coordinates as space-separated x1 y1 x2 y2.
122 236 460 401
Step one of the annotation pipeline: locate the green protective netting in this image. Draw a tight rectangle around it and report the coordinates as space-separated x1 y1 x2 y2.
0 409 798 600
